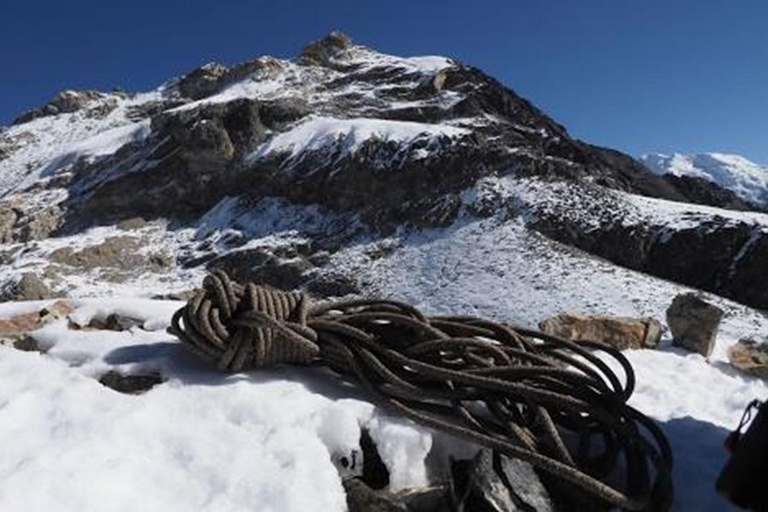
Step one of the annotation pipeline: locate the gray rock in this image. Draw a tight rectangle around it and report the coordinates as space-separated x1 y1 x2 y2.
666 293 724 357
1 273 53 301
0 333 41 352
17 206 62 242
0 206 16 244
452 449 555 512
728 338 768 380
88 313 144 332
343 479 407 512
117 217 149 231
98 371 164 394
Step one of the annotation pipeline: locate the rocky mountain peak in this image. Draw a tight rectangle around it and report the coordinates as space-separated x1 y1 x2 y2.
298 31 355 66
13 89 122 126
1 35 767 311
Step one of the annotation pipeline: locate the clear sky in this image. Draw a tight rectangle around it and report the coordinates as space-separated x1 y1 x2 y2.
1 0 766 163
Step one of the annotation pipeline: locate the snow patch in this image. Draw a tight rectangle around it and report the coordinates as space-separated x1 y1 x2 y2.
250 116 468 161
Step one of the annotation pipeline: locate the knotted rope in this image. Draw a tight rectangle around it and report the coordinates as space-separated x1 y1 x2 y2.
169 270 673 511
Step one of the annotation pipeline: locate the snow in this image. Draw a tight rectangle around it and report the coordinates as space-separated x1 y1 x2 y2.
0 300 440 512
641 152 768 207
250 116 468 161
39 121 151 178
398 55 454 73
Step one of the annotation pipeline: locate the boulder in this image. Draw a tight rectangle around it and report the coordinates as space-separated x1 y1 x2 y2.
666 293 724 357
538 313 662 350
0 273 53 301
727 338 768 380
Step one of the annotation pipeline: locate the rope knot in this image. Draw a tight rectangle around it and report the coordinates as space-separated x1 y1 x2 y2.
169 270 320 371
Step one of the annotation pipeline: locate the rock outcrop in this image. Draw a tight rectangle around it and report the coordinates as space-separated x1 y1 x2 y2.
13 90 116 125
0 273 54 302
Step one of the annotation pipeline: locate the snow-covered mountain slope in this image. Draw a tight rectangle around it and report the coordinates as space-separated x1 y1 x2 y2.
2 32 768 512
641 152 768 207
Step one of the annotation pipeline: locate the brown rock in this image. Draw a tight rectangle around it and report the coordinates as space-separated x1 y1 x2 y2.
539 313 662 350
728 338 768 380
666 293 724 357
0 299 73 334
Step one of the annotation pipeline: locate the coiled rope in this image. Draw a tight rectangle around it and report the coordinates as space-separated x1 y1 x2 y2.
169 270 673 511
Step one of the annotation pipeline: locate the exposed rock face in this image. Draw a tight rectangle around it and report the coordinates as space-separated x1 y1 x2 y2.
662 174 759 212
0 207 16 244
0 203 62 244
63 98 267 225
530 189 768 310
666 293 724 357
299 31 354 67
13 90 111 125
539 313 662 350
177 58 285 101
177 63 229 100
0 273 53 301
727 338 768 380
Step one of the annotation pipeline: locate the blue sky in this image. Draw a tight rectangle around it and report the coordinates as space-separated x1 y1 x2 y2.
2 0 766 163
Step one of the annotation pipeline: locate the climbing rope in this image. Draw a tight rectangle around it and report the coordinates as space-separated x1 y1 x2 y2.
169 270 673 511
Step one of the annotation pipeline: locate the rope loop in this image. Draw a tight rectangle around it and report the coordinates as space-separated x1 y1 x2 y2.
168 271 674 511
169 270 320 370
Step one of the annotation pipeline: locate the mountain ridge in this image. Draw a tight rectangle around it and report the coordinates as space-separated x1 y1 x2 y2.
1 32 767 310
640 151 768 209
